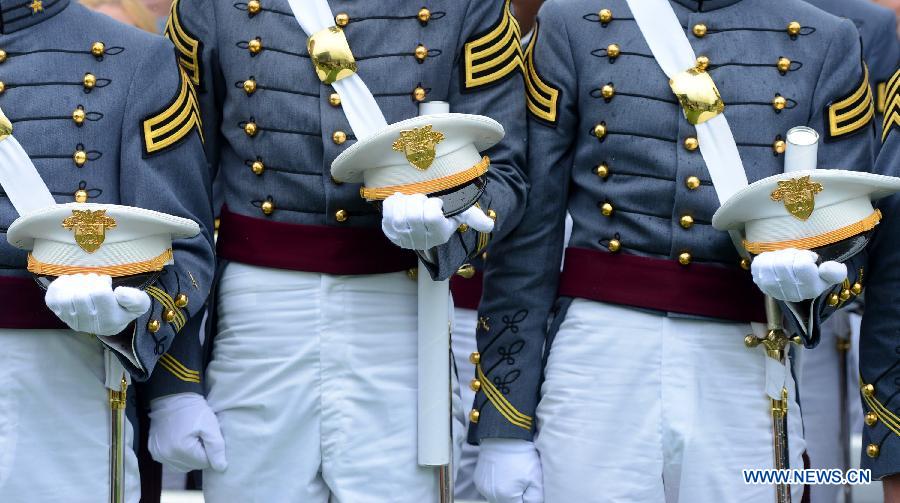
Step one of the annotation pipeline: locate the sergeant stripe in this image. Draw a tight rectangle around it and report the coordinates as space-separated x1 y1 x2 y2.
165 0 203 89
158 353 201 384
462 0 524 90
827 63 875 139
882 69 900 142
142 66 204 155
477 365 533 431
523 21 560 124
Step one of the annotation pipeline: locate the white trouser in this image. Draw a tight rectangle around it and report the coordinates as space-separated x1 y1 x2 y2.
204 262 464 503
451 307 485 501
0 328 140 503
795 309 862 503
536 299 805 503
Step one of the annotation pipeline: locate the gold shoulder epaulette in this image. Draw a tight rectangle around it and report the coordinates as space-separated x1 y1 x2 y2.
165 0 203 90
881 68 900 143
523 21 560 125
827 62 875 139
462 0 524 90
142 66 204 155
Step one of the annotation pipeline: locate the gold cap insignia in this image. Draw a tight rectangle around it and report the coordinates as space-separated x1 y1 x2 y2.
392 125 445 171
62 210 117 253
770 176 824 221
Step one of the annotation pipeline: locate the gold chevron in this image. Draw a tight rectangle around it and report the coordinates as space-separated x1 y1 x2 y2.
143 66 204 155
828 63 875 138
477 364 533 431
878 81 887 113
881 69 900 142
158 354 201 383
164 0 202 88
463 0 524 89
523 21 560 124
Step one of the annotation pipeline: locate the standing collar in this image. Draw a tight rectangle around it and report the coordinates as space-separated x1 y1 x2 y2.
0 0 69 34
672 0 743 11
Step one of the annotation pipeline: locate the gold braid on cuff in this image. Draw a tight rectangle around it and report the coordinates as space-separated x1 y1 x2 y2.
360 156 490 201
861 379 900 437
476 364 533 431
743 210 881 255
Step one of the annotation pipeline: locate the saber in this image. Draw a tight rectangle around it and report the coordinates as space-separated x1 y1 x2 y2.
109 373 128 503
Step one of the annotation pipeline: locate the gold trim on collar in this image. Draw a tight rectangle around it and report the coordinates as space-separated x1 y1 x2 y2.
827 63 875 139
360 156 490 200
27 249 173 277
743 210 881 255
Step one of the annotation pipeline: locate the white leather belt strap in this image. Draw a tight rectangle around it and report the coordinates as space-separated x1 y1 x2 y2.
285 0 388 141
0 134 57 216
624 0 748 205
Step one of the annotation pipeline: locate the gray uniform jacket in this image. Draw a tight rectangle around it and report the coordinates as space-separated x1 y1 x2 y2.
0 0 215 396
859 68 900 479
471 0 877 443
165 0 527 281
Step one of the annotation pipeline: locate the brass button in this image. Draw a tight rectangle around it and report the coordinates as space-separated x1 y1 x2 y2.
469 378 481 392
418 8 431 23
335 12 350 27
0 81 7 94
163 309 177 323
692 24 707 37
251 160 265 175
91 42 105 57
415 44 429 62
481 251 488 261
244 121 258 137
247 0 260 14
335 209 348 222
599 8 612 23
679 215 694 229
867 444 880 458
865 412 878 427
174 293 189 308
487 209 497 221
827 293 840 306
685 176 701 190
73 149 87 167
851 282 863 295
469 409 480 423
606 43 620 59
773 139 786 154
261 200 274 215
457 264 476 279
243 78 257 95
329 93 342 107
840 288 851 301
72 108 86 125
333 131 347 145
678 252 692 266
83 73 97 90
740 258 751 270
0 50 7 64
601 84 615 99
147 320 161 333
787 21 801 36
863 383 875 397
600 202 613 217
413 86 427 102
458 223 469 233
777 57 791 72
695 56 710 71
595 163 609 178
684 137 699 151
74 189 88 203
248 38 262 54
469 351 481 365
406 268 418 280
593 123 607 139
608 239 621 253
772 95 787 111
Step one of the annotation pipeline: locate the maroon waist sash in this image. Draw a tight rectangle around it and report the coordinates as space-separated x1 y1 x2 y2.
558 247 766 323
0 275 66 329
216 206 417 276
451 270 484 311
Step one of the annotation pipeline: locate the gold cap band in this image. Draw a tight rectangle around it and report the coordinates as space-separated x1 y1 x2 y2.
360 156 490 201
743 210 881 254
27 248 173 277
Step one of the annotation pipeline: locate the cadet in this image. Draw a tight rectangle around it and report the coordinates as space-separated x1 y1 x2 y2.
148 1 527 501
0 2 215 502
858 66 900 502
471 0 877 501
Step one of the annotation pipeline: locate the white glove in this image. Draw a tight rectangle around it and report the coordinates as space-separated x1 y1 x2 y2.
45 273 151 336
381 192 495 250
475 439 544 503
751 248 847 302
148 393 227 473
